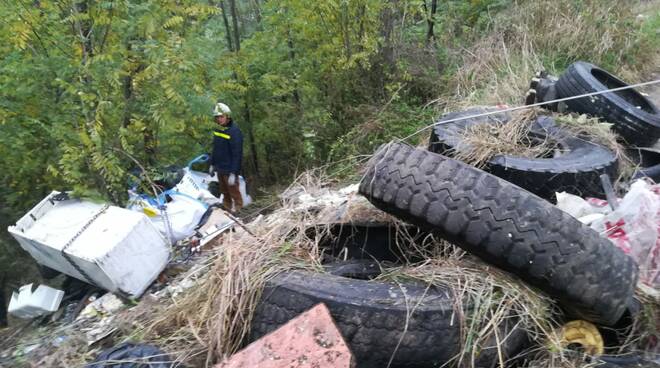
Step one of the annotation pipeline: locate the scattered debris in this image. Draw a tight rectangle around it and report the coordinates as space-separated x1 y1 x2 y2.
78 293 125 320
3 62 660 368
87 342 173 368
128 190 208 243
556 180 660 287
559 320 604 356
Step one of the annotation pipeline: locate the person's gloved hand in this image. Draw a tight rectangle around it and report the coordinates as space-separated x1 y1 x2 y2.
227 173 236 186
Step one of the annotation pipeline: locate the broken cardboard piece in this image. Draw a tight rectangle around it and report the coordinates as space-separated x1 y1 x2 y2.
8 284 64 319
197 208 235 247
216 303 354 368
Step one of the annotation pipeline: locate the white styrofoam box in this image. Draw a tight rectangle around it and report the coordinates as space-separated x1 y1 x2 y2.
8 284 64 319
7 192 170 297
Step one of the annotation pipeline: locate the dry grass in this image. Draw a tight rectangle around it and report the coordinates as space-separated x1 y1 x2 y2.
453 109 559 168
447 108 636 190
378 256 560 368
444 0 657 110
553 113 637 184
614 284 660 354
514 283 659 368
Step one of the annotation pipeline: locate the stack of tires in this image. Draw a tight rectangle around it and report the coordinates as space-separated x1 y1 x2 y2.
555 61 660 181
430 61 660 200
250 225 528 368
249 62 652 367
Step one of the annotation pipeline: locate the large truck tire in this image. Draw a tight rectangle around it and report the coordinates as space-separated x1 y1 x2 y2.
359 142 638 326
429 107 618 200
251 261 526 368
556 61 660 146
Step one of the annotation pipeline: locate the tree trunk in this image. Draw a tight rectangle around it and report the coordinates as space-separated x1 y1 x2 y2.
228 0 241 51
219 0 234 51
253 0 262 29
341 2 351 59
358 4 366 46
425 0 437 45
0 272 7 328
243 100 260 177
376 0 397 97
75 0 93 63
122 74 134 128
121 43 145 128
286 28 301 109
380 1 396 69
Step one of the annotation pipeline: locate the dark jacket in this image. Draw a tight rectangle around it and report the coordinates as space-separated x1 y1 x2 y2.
211 121 243 175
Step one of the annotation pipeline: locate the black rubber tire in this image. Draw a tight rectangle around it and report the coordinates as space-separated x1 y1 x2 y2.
250 263 526 368
358 142 638 326
556 61 660 147
626 147 660 167
307 223 433 263
323 259 384 279
632 163 660 183
429 107 618 201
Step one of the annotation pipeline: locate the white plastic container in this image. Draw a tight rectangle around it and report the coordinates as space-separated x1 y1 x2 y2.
8 284 64 319
7 192 170 297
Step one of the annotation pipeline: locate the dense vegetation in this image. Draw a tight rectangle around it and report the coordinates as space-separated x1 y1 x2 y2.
0 0 657 293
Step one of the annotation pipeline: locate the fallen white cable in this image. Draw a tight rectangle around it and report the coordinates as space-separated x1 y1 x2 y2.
401 78 660 142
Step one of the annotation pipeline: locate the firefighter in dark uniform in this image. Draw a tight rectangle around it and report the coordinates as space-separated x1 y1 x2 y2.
209 102 244 212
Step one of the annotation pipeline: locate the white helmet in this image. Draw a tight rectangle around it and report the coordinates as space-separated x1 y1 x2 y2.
213 102 231 117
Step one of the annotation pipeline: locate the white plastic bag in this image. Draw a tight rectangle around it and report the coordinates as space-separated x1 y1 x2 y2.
556 192 609 220
128 191 207 243
555 192 610 224
233 175 253 208
556 180 660 286
175 168 252 209
589 181 660 286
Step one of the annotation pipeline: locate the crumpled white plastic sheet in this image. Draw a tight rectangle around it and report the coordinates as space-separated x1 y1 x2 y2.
128 191 207 243
556 180 660 287
175 168 252 207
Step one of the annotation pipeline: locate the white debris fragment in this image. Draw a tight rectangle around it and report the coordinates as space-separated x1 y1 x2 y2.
79 293 125 319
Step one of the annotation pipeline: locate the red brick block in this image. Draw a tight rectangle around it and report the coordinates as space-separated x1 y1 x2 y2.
216 303 354 368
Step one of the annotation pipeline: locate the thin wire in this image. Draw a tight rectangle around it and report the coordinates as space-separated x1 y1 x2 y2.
400 78 660 143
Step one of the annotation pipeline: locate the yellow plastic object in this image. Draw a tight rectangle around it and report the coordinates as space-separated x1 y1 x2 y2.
559 320 604 356
142 207 158 217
